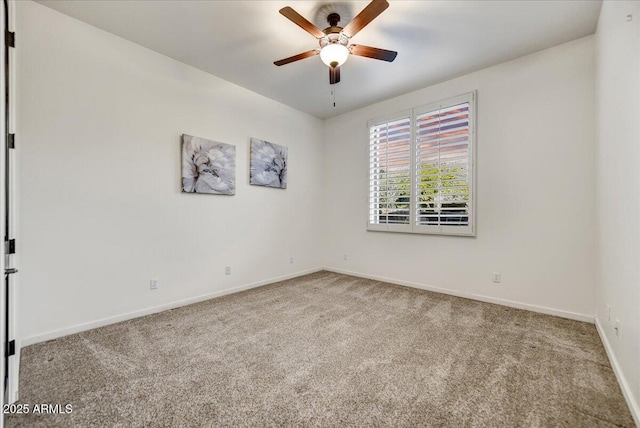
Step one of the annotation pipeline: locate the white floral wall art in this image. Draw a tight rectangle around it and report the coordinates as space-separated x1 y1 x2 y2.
182 134 235 195
250 138 288 189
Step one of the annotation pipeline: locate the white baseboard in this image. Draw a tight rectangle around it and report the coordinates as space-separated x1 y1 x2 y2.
323 267 594 323
595 317 640 427
20 266 593 341
21 267 323 347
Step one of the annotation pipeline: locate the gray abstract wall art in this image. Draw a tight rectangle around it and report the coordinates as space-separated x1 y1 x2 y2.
250 138 288 189
182 134 235 195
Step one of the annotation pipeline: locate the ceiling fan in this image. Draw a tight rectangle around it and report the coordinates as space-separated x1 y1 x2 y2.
274 0 397 85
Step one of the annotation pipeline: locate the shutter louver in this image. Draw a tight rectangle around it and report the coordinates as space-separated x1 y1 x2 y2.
369 116 412 227
415 102 471 228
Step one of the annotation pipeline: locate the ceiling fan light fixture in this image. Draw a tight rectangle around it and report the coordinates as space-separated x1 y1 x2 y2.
274 0 396 85
320 43 349 68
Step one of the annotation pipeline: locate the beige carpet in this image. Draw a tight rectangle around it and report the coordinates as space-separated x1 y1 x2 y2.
7 271 635 427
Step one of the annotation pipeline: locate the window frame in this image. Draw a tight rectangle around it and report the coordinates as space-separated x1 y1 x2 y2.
367 91 477 237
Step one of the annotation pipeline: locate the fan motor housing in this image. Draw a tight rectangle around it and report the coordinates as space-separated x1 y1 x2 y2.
323 12 345 36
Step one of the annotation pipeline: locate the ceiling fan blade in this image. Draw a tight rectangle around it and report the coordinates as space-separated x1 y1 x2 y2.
342 0 389 38
350 45 397 62
279 7 325 39
329 66 341 85
274 49 320 66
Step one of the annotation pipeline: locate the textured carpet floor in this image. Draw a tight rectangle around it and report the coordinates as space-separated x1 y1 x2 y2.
7 271 635 427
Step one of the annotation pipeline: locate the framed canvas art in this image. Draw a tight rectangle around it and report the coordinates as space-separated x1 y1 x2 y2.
182 134 235 195
250 138 287 189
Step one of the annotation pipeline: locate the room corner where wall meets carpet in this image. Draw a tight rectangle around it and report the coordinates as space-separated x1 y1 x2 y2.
7 272 634 427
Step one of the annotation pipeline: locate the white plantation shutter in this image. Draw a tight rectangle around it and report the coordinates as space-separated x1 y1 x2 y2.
367 92 475 236
415 93 473 235
368 114 412 231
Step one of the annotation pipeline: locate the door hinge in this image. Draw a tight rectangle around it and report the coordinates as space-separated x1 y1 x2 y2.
8 133 14 149
6 340 15 357
5 31 14 48
5 239 15 254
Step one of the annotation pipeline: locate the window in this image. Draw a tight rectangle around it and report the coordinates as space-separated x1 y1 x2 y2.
368 92 476 236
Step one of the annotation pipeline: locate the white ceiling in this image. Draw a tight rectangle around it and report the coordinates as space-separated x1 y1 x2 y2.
36 0 602 119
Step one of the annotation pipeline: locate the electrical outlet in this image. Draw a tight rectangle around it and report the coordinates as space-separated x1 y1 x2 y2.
225 266 231 276
150 278 159 290
290 256 294 264
344 254 348 261
614 319 620 337
492 272 501 283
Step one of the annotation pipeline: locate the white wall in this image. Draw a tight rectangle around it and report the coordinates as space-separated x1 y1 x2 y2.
595 1 640 423
17 1 324 343
323 37 597 320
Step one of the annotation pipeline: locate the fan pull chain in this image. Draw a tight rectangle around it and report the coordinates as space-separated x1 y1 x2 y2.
332 86 336 107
